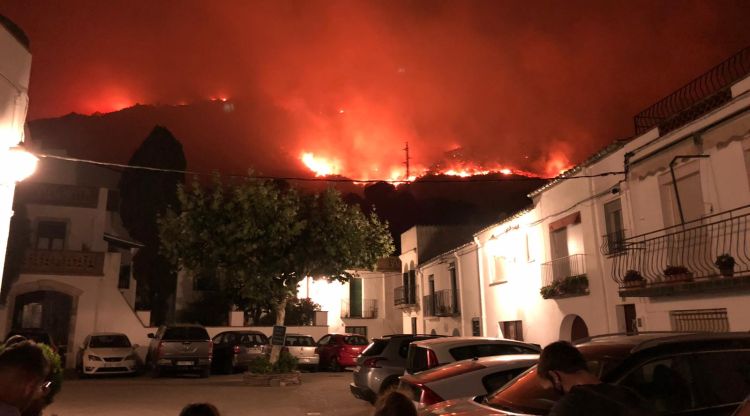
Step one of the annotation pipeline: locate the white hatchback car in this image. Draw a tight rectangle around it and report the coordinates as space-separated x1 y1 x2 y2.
77 332 139 376
405 336 540 375
398 354 538 408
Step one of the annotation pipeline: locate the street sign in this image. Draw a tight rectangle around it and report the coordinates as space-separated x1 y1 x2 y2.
271 325 286 346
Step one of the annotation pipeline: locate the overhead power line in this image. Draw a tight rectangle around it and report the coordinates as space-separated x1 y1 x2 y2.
34 152 625 184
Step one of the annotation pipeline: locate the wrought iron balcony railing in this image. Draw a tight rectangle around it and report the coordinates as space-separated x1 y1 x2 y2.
540 254 589 299
601 230 627 257
423 289 460 317
22 249 105 276
341 299 377 319
612 205 750 296
634 47 750 135
394 285 418 307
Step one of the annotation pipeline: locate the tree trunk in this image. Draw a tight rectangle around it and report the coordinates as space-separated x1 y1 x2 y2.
269 297 288 363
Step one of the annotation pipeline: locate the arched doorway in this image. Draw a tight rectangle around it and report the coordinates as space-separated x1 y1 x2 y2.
12 290 73 349
560 314 589 342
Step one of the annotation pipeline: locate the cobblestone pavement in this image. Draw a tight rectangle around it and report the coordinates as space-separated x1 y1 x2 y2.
47 371 372 416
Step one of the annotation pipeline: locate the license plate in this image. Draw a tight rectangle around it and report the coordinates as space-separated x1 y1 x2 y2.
177 360 193 366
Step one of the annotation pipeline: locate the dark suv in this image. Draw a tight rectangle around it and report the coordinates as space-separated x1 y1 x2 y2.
350 334 444 403
421 332 750 416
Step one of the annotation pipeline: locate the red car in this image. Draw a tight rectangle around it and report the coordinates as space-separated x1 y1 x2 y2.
316 333 369 371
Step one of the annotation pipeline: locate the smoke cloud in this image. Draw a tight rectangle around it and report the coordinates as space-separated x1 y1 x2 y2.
4 0 750 178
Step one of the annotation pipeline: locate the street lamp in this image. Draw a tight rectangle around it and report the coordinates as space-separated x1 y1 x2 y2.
0 146 37 184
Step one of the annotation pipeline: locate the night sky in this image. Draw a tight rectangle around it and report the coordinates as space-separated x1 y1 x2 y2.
4 1 750 179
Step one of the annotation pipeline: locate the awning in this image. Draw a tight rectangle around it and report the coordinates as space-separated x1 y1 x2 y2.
103 233 144 249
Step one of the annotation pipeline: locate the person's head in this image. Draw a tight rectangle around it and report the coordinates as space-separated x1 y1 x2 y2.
180 403 220 416
0 341 51 412
373 390 417 416
537 341 595 394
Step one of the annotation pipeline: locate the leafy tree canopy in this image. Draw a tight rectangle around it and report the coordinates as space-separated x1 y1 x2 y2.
159 175 394 324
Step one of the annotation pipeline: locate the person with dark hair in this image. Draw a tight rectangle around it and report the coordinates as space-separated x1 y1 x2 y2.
179 403 220 416
373 390 417 416
537 341 654 416
0 341 51 416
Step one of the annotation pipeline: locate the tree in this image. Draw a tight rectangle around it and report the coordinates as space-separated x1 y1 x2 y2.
118 125 186 324
159 176 395 327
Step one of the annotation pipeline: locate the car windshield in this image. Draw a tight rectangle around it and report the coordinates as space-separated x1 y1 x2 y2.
163 327 209 341
286 336 314 346
90 335 131 348
486 345 625 414
345 336 368 345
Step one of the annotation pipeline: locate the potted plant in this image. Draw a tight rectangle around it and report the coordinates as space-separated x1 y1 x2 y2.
714 254 736 277
663 265 693 283
565 274 589 294
622 270 646 288
540 281 559 299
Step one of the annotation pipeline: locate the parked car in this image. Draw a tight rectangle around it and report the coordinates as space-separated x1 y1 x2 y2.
146 324 212 377
284 334 319 369
316 333 369 371
211 330 268 374
399 354 537 408
405 337 541 374
76 332 139 377
350 334 445 403
421 332 750 416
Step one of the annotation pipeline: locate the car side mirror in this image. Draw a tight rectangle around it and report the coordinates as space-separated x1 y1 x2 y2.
80 343 86 350
147 333 155 339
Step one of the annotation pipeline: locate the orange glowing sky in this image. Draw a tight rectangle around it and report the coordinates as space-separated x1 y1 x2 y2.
5 1 750 180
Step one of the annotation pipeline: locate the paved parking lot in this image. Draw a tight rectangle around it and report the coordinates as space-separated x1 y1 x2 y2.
47 371 372 416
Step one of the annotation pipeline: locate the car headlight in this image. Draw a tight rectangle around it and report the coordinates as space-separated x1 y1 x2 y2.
87 355 102 361
125 353 137 361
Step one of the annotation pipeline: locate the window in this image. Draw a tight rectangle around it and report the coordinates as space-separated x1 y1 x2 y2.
449 263 459 314
524 233 534 262
345 326 367 338
36 220 66 250
493 256 507 283
411 317 417 335
670 308 729 332
118 265 131 289
402 270 417 304
621 351 750 413
482 367 530 393
472 317 481 336
660 167 705 226
603 199 625 254
317 335 331 345
449 344 536 361
499 320 524 341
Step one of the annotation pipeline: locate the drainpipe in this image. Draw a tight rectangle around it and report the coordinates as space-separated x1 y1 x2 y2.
453 250 467 337
473 236 488 337
670 155 710 225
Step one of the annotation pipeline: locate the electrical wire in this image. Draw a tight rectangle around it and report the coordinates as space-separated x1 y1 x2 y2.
35 152 625 184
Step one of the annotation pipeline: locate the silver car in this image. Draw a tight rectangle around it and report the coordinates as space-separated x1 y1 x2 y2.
350 334 443 403
283 334 319 369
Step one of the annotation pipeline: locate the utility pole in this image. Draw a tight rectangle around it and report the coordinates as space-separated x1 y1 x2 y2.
403 142 411 180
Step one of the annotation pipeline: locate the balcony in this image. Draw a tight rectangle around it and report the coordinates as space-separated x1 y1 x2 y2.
22 250 105 276
16 182 100 208
540 254 589 299
611 205 750 297
394 285 418 307
423 289 460 317
601 230 627 257
340 299 378 319
634 47 750 135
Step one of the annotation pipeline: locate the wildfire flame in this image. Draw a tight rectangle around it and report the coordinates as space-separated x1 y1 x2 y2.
301 152 340 177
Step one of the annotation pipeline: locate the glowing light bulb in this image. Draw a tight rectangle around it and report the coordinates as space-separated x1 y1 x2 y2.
0 147 38 183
